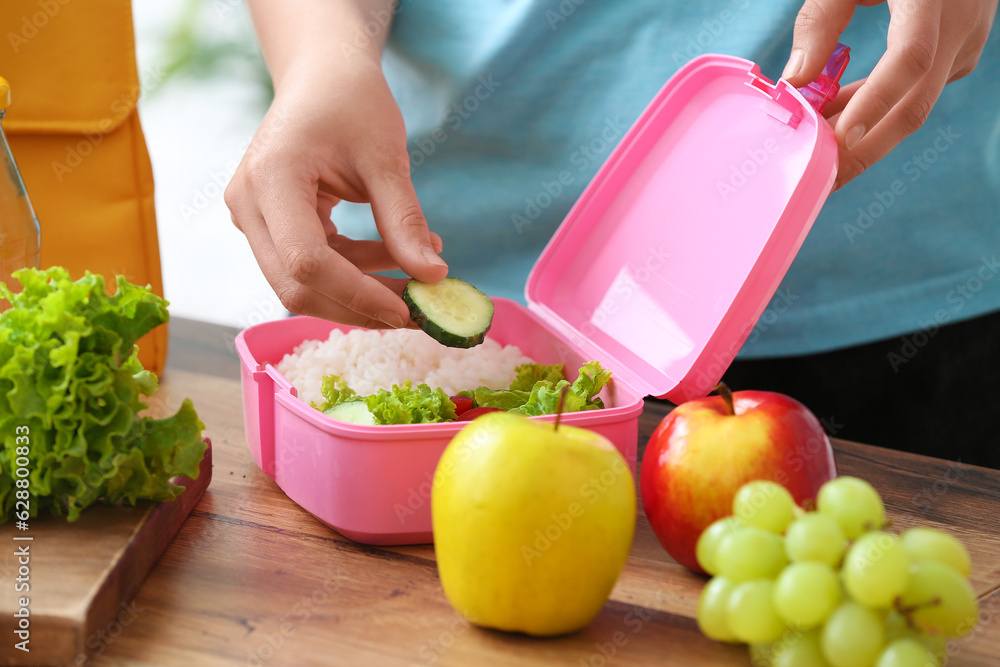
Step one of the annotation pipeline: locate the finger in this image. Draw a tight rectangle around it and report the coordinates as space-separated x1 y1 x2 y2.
374 274 423 327
316 190 339 222
257 172 413 328
946 28 992 83
376 274 412 296
833 57 952 188
782 0 858 86
822 78 866 118
822 110 850 190
319 224 441 273
365 168 449 284
835 0 942 150
327 237 403 273
235 207 400 329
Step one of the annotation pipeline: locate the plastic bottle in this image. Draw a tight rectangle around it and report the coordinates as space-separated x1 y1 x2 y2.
0 76 41 307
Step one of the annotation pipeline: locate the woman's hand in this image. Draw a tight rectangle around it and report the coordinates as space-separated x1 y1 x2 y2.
226 0 447 328
782 0 997 189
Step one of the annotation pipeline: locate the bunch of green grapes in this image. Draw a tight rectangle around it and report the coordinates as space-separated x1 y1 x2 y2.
695 477 978 667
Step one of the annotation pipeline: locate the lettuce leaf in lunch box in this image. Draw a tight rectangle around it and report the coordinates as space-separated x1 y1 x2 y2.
462 362 563 409
316 376 456 424
314 375 359 411
471 388 531 411
365 381 457 424
507 362 565 391
467 360 611 416
0 267 207 523
572 360 613 407
513 361 612 416
314 361 611 423
456 363 562 405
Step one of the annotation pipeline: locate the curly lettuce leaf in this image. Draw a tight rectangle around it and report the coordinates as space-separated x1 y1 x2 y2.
313 362 609 423
461 361 611 416
513 361 611 416
513 381 571 417
508 363 564 391
472 387 531 411
314 375 359 413
364 380 457 424
0 267 206 523
570 360 612 407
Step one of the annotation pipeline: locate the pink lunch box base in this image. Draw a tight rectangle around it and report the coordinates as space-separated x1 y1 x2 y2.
236 298 644 546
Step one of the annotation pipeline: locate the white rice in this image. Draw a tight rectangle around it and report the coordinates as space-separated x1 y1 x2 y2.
276 328 536 406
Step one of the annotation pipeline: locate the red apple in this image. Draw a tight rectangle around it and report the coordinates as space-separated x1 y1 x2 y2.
640 384 836 573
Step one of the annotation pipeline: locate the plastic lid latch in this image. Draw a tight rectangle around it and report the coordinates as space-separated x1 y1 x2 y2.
747 74 805 129
796 43 851 114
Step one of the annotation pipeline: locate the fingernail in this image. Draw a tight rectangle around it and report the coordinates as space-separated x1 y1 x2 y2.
844 124 865 151
421 245 448 268
376 310 405 329
782 49 804 80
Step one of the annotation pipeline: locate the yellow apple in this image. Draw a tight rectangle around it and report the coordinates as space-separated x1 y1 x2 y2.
432 411 636 636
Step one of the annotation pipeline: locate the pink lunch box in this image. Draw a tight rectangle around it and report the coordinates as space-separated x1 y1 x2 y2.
236 48 849 545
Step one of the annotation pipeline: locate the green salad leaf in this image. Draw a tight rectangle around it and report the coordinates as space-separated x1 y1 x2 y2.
365 380 457 424
472 387 531 411
316 376 457 424
513 360 612 416
314 361 611 424
0 267 206 523
465 360 611 416
508 362 565 391
314 375 359 412
573 360 613 407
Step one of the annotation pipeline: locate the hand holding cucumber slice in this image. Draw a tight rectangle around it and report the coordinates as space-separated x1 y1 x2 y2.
403 278 494 348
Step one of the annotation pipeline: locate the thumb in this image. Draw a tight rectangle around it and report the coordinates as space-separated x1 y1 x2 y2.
782 0 857 86
366 167 449 284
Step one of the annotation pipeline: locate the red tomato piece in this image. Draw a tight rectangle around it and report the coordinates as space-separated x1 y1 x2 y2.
450 395 474 416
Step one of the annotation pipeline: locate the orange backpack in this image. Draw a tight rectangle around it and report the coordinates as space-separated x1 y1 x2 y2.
2 0 167 375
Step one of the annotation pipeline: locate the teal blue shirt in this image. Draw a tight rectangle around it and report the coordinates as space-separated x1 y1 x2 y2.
335 0 1000 358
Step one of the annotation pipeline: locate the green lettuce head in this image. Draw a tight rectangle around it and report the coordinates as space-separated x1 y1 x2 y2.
0 267 206 522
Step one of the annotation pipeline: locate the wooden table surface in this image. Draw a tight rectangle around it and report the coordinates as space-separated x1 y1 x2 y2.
96 318 1000 666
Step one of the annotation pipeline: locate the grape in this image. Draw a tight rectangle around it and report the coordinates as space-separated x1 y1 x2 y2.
843 532 911 609
785 512 848 567
883 610 910 642
914 634 946 664
717 526 788 582
750 643 775 667
874 638 939 667
726 580 788 644
820 601 885 667
696 516 744 575
697 576 739 642
817 477 886 539
898 560 978 637
883 611 946 665
692 473 974 667
734 481 797 534
773 562 841 628
772 629 829 667
901 527 971 578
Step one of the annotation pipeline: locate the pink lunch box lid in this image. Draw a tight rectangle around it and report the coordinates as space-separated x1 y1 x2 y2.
525 50 846 404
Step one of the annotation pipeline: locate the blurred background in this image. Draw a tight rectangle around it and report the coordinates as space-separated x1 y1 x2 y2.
133 0 284 329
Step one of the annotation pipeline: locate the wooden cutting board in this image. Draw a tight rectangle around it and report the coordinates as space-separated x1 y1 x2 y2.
0 441 212 666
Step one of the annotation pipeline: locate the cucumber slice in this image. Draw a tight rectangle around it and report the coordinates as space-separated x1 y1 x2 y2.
403 278 494 348
323 400 376 425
